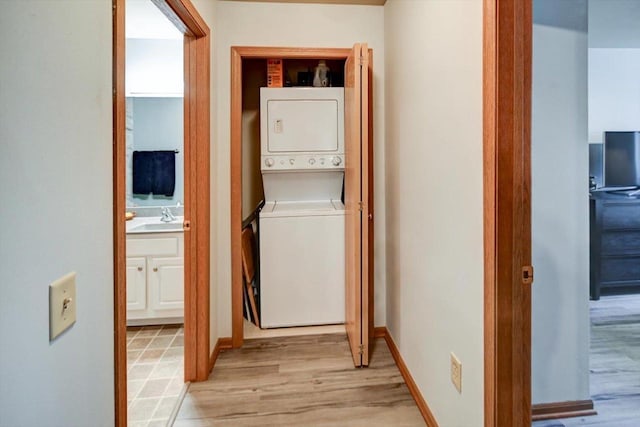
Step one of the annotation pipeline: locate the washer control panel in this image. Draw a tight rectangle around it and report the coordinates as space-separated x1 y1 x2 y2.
262 155 344 170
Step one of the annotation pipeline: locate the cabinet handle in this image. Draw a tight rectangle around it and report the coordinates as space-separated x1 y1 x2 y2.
153 267 158 272
137 267 143 272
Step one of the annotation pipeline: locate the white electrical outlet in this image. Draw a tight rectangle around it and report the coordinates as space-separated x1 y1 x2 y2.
451 352 462 393
49 272 77 341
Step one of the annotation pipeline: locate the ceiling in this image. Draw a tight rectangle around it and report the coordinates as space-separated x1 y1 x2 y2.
126 0 182 40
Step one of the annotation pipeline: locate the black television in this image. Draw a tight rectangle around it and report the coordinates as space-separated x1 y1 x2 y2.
604 131 640 189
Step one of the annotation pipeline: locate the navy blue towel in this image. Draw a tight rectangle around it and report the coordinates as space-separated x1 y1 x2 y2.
132 151 154 194
132 150 176 197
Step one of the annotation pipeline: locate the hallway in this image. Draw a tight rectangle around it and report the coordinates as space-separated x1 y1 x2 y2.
173 334 425 426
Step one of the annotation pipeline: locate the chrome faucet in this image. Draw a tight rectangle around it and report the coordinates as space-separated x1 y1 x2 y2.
161 207 176 222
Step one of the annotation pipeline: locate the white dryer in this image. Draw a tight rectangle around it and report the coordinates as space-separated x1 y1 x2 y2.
259 87 346 328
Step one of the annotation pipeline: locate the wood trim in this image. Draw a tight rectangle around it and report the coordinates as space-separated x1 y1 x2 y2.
193 31 211 382
532 400 597 421
231 46 351 60
183 33 196 382
183 29 212 382
376 327 439 427
113 1 126 425
225 0 386 5
230 46 363 348
113 0 210 424
208 337 234 372
483 0 497 425
373 326 386 338
154 0 209 38
483 0 532 426
230 47 243 348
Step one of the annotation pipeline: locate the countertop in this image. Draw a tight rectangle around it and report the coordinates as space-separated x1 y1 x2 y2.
126 216 184 234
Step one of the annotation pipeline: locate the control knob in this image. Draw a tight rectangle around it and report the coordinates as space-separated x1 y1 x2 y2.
265 158 275 167
309 158 316 165
332 156 342 166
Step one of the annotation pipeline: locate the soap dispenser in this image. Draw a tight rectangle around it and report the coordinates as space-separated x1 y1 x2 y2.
313 60 331 87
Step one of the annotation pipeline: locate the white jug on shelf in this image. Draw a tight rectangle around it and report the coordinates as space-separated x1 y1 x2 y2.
313 60 330 87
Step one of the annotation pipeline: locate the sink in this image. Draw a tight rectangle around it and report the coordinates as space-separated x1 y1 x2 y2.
131 222 182 232
126 215 185 234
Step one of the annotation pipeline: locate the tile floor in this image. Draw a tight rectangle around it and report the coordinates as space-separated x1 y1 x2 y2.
127 324 185 427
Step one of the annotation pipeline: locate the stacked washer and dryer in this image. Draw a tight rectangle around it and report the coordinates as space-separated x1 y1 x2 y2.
259 87 346 329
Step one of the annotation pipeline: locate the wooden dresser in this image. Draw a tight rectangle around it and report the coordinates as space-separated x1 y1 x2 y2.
590 191 640 299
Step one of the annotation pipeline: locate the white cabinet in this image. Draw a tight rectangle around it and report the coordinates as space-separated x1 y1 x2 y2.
126 257 147 311
126 232 184 325
149 257 184 314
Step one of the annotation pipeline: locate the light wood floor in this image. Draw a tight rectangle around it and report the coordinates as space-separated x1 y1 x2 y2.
243 318 346 339
173 334 426 426
533 294 640 427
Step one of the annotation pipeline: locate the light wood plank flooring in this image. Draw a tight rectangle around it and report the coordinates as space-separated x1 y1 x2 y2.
173 334 426 426
243 319 346 340
533 294 640 427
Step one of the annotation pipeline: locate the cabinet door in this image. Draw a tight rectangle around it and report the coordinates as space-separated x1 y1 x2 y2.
149 257 184 313
126 257 147 311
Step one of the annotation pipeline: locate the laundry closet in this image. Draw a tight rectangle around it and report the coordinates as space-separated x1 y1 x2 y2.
234 45 373 366
241 57 347 329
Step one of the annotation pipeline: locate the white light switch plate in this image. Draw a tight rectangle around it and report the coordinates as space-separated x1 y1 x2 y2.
49 272 76 341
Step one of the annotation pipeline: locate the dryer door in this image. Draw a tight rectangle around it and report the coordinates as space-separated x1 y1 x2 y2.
266 99 339 153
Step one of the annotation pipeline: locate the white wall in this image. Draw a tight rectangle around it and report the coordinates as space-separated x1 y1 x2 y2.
384 1 484 425
0 1 114 425
209 0 386 337
588 1 640 143
531 2 590 404
588 0 640 48
588 49 640 143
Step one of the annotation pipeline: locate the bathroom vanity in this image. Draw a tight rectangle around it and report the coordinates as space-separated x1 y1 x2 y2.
126 216 184 325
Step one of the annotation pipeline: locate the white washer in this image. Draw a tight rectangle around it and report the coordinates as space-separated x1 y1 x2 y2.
259 87 346 328
259 200 345 328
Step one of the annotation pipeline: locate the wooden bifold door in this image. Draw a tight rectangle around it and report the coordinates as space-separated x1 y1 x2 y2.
344 43 372 367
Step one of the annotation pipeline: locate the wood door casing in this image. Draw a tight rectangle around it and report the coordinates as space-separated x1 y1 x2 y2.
483 0 532 425
344 43 370 367
229 46 369 348
113 0 210 425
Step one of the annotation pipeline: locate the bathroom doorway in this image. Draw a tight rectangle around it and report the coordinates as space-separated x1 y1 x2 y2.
124 1 186 424
113 0 210 426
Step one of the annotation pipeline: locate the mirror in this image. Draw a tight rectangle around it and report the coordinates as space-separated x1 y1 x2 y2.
125 96 184 208
124 31 184 210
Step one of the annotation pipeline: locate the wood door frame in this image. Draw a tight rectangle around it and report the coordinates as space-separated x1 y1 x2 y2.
484 0 532 426
113 1 210 426
230 46 373 348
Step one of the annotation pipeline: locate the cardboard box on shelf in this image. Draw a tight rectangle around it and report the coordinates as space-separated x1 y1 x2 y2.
267 59 283 88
